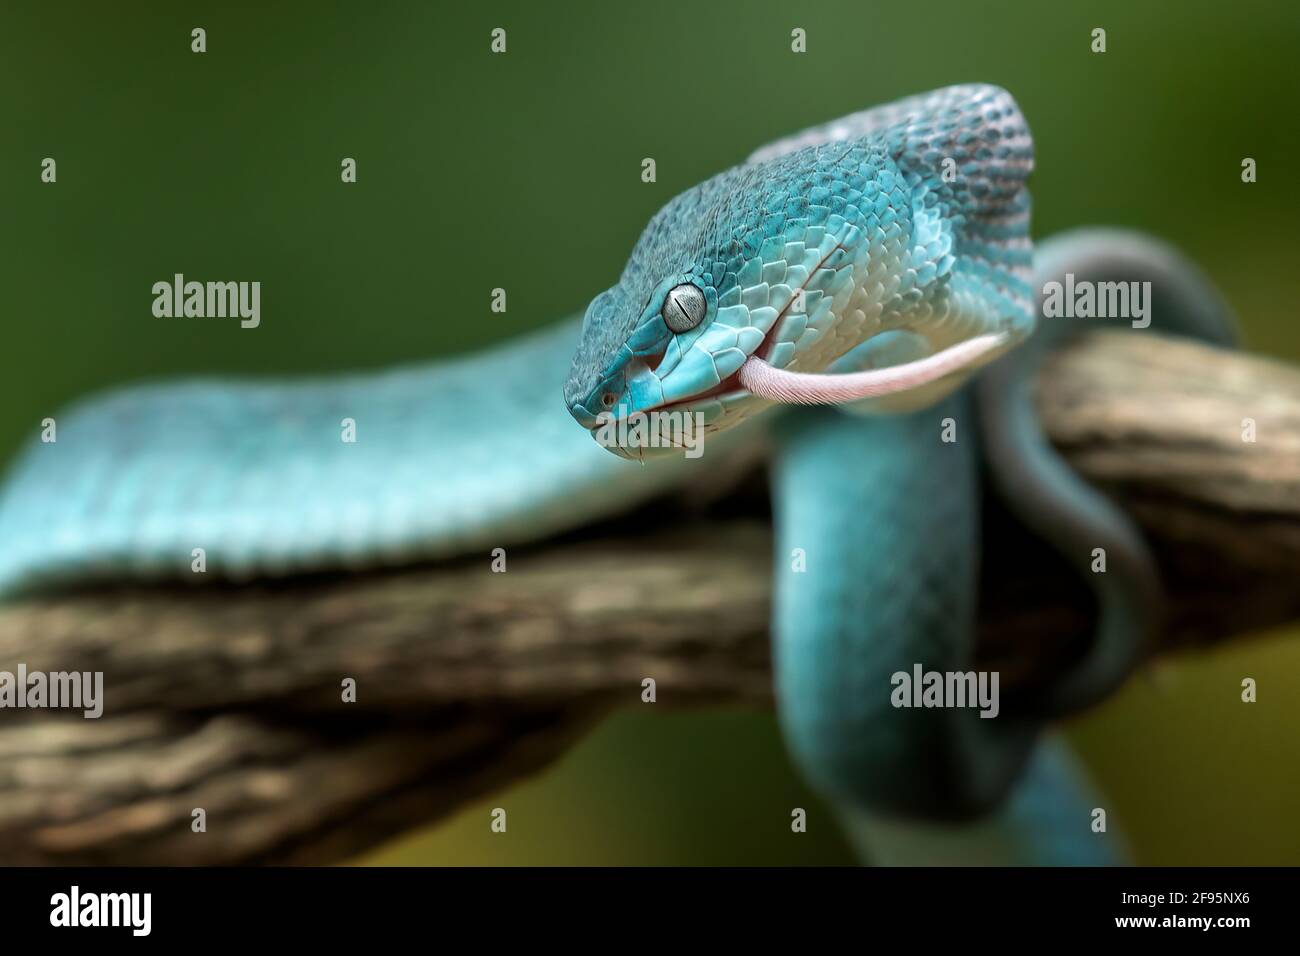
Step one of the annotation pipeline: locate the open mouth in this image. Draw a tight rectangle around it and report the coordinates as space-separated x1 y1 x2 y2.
643 315 786 417
590 240 854 427
654 375 749 415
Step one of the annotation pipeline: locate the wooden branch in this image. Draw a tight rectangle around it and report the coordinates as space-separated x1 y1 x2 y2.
2 331 1298 865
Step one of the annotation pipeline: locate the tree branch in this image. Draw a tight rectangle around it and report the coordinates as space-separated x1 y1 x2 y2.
1 332 1297 864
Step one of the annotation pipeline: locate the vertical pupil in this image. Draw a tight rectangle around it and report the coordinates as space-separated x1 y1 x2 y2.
664 284 702 332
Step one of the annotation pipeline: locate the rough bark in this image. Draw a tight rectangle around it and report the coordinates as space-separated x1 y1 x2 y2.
1 332 1297 864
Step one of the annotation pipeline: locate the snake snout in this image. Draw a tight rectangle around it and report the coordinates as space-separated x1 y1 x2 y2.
567 399 602 430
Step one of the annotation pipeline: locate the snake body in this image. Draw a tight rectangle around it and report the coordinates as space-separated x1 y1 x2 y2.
0 86 1234 864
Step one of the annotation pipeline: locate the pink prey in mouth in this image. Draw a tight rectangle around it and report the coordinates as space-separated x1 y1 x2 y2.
649 328 1012 416
735 332 1012 405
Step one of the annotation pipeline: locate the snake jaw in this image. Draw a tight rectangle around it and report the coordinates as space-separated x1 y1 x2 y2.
569 315 771 457
572 345 764 460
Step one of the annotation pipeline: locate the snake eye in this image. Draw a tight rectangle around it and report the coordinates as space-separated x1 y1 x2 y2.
661 283 707 334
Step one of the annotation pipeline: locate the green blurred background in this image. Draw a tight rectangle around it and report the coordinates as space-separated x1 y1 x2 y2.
2 1 1297 864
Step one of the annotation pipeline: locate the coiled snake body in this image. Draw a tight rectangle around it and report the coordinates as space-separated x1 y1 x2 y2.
0 86 1234 864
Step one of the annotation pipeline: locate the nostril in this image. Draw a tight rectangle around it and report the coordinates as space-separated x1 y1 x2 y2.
601 392 617 407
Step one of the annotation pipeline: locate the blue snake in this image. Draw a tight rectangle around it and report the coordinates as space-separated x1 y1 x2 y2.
0 85 1234 864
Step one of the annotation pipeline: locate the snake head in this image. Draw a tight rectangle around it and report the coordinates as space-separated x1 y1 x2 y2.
565 88 1037 458
564 267 763 461
563 158 840 457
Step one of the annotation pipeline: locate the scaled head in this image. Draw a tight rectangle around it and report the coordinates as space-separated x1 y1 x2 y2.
564 85 1037 458
564 139 901 457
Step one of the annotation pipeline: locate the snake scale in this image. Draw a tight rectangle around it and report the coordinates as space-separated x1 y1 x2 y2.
0 85 1234 865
